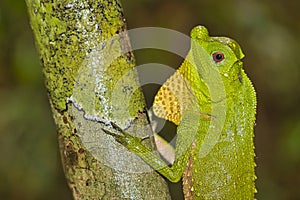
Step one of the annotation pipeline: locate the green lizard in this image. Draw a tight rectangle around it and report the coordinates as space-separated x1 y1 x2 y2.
102 25 257 199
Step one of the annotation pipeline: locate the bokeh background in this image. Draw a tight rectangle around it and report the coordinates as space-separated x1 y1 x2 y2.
0 0 299 199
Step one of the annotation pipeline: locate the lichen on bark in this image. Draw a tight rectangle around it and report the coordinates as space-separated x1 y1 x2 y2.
26 0 171 199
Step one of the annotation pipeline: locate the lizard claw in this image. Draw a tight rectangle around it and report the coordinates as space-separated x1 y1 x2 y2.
101 122 142 148
101 127 118 137
101 122 127 138
110 122 127 135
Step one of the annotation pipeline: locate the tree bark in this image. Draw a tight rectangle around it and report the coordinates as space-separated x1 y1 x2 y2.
26 0 171 199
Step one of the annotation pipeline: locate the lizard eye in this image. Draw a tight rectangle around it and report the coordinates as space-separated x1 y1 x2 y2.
212 52 225 63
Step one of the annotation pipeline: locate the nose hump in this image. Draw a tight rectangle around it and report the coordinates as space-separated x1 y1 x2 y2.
227 39 245 60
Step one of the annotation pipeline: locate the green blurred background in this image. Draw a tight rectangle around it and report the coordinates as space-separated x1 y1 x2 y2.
0 0 299 199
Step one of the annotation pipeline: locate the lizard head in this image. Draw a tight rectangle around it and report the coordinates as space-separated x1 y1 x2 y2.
189 25 245 83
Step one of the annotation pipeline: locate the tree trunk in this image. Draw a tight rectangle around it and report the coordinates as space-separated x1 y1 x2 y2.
26 0 171 199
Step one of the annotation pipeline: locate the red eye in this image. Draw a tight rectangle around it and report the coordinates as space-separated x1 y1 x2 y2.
212 52 224 63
